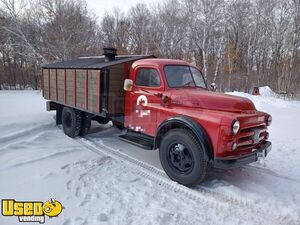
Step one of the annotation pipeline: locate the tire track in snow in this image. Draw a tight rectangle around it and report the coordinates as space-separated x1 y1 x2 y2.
0 148 82 171
0 122 54 146
77 137 300 225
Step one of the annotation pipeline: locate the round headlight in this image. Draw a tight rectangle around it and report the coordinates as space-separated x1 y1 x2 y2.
267 116 272 126
232 120 240 135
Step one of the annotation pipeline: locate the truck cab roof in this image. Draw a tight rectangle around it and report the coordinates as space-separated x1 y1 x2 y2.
132 58 192 69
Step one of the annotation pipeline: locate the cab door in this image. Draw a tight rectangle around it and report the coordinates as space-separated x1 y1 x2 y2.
125 66 164 136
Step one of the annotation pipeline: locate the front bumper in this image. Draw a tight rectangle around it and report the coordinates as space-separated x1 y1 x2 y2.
213 141 272 169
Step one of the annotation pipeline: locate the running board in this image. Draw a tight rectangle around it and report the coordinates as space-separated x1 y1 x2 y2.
119 132 154 150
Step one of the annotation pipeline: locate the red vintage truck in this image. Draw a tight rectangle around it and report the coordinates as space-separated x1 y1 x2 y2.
42 48 272 186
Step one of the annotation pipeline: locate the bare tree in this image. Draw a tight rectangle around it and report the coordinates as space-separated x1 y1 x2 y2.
101 8 131 54
128 3 151 55
0 0 102 89
184 0 225 81
0 0 299 95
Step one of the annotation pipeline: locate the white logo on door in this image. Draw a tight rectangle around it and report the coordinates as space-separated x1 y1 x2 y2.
136 95 150 118
137 95 148 106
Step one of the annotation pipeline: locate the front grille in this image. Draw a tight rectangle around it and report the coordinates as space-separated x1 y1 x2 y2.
237 123 267 150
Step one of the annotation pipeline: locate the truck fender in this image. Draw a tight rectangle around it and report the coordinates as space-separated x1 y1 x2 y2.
154 116 213 161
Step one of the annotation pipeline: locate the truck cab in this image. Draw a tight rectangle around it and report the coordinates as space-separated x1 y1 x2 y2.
42 49 272 187
122 58 272 185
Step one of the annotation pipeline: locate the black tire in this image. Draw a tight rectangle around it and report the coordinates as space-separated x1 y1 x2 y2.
62 107 82 138
159 128 208 187
79 113 92 136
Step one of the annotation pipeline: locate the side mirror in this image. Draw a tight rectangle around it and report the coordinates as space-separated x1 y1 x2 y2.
124 79 133 91
210 82 216 91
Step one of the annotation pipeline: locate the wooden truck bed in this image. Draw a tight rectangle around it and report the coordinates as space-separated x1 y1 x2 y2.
41 55 153 117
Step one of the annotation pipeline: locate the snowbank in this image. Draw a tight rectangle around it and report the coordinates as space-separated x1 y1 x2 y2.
259 86 278 97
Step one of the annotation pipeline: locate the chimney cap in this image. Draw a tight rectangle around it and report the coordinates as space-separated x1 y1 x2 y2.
103 47 117 56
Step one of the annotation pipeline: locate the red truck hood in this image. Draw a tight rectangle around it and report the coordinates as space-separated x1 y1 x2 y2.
170 89 256 113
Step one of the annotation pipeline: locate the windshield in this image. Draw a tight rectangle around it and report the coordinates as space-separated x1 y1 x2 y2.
164 65 207 88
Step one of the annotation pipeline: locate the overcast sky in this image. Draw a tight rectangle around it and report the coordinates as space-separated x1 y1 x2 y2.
86 0 161 19
0 0 162 20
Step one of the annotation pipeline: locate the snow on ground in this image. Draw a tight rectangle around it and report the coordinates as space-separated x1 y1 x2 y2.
0 89 300 225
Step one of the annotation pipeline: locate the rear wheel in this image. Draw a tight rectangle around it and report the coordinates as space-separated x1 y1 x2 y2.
62 107 82 138
159 128 208 186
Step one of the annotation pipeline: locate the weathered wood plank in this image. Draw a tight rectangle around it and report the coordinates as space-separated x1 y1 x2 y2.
66 70 75 105
57 69 65 102
108 64 125 114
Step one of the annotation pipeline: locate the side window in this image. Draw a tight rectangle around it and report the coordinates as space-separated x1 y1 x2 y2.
136 68 160 87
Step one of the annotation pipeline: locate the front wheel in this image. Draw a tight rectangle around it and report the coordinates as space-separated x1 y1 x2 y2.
159 129 208 187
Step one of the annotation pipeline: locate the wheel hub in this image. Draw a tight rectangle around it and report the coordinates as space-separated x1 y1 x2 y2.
168 143 193 173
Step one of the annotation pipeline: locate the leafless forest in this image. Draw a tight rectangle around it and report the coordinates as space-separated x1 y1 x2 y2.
0 0 299 95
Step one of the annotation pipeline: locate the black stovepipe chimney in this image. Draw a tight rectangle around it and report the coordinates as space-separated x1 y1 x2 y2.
103 47 117 62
